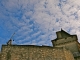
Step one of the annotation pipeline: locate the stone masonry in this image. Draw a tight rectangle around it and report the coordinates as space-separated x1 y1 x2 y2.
0 29 80 60
0 45 74 60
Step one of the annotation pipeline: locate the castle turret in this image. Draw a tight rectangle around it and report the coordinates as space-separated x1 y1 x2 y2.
51 29 79 54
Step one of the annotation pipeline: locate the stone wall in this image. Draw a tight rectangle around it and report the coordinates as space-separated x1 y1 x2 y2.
51 29 80 60
52 35 79 53
56 29 70 39
0 45 74 60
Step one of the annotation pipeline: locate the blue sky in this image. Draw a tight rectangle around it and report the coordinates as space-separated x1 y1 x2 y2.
0 0 80 50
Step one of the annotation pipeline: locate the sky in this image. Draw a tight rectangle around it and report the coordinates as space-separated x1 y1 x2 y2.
0 0 80 50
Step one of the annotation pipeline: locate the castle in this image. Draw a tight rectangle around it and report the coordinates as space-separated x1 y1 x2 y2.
0 29 80 60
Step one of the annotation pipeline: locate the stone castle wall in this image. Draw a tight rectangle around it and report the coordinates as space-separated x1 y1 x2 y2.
52 35 79 53
51 29 80 60
0 45 74 60
1 29 80 60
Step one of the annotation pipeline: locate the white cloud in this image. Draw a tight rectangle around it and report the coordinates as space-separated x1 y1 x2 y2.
1 0 80 47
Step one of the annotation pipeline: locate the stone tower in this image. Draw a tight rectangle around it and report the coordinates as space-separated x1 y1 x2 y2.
51 29 80 60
